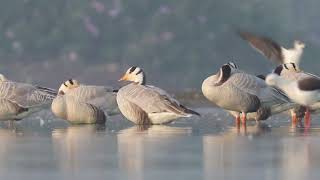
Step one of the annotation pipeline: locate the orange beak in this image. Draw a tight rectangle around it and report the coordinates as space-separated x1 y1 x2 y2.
118 74 129 81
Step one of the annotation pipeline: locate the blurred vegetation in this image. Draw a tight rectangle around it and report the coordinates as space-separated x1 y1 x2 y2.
0 0 320 88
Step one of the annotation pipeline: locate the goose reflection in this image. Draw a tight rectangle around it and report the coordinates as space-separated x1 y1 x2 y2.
0 125 24 174
280 131 312 180
202 124 273 179
52 125 113 176
117 125 192 180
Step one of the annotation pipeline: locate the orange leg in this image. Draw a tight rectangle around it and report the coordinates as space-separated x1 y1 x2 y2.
241 113 247 127
304 108 311 128
235 116 241 129
291 113 297 128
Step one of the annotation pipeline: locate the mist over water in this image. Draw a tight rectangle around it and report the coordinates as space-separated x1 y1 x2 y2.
0 1 320 179
1 0 320 89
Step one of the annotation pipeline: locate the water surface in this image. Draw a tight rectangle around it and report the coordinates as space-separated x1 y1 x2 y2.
0 108 320 180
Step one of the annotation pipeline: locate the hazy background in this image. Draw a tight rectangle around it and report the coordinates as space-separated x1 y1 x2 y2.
0 0 319 90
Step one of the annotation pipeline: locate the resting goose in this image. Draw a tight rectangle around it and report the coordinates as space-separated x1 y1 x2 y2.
0 74 57 121
238 31 305 67
51 79 118 124
116 66 200 125
57 79 118 115
202 62 294 127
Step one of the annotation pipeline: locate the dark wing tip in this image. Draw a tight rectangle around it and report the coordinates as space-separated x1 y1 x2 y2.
35 86 58 96
298 77 320 91
180 105 201 116
256 74 266 80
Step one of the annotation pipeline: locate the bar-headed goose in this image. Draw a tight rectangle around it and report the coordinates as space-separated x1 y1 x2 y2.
0 74 57 121
51 79 118 124
272 63 320 127
202 62 294 127
266 72 320 127
116 66 200 125
57 79 118 115
238 31 305 67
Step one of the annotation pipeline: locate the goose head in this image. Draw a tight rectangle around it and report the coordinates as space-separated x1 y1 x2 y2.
265 73 280 87
273 63 300 75
58 79 80 95
0 74 7 82
214 62 238 86
119 66 146 85
294 40 305 49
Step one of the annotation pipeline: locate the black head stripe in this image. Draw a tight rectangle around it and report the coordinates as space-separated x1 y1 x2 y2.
234 63 238 69
136 69 143 75
63 82 68 87
129 66 137 74
273 65 283 75
69 79 74 85
283 64 288 69
227 62 237 69
291 63 297 70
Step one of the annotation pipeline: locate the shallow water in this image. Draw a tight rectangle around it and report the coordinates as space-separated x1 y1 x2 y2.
1 108 320 180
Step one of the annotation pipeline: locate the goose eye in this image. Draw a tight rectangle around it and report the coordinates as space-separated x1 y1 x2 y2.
58 91 65 95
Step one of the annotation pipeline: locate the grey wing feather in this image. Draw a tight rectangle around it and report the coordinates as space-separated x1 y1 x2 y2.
0 81 57 108
229 73 290 104
65 85 118 112
122 85 195 115
238 31 283 64
229 73 267 96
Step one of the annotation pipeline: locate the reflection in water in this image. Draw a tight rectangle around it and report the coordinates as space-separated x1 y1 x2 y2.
117 125 193 180
52 125 116 178
202 124 320 180
281 137 311 180
202 125 267 180
0 126 20 174
203 124 276 179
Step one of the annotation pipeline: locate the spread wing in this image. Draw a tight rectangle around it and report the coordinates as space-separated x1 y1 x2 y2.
238 31 284 64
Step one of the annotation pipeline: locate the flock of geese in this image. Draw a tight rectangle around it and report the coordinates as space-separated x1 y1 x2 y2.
0 30 319 129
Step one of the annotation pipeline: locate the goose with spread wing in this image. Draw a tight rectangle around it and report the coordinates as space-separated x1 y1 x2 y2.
238 31 305 67
267 64 320 127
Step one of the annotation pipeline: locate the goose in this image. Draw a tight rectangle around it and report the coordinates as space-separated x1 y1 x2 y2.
116 66 200 125
266 71 320 127
0 74 57 121
202 62 294 127
51 79 118 124
57 79 119 115
238 31 305 67
272 63 320 127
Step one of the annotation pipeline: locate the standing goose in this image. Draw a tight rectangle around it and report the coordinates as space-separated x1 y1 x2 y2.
202 62 294 127
51 79 118 124
0 74 57 121
266 71 320 127
238 31 305 67
272 63 320 127
116 66 200 125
